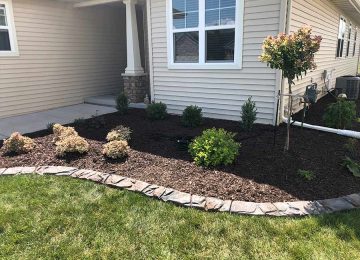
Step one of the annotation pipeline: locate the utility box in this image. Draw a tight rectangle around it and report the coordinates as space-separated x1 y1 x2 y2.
335 75 360 100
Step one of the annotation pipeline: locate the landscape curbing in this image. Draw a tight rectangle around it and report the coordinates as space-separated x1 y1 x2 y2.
1 166 360 217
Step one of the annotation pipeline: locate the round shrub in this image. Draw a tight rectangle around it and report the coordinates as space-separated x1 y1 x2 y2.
103 140 129 159
146 102 167 120
52 124 78 143
182 105 203 127
2 132 36 155
189 128 240 167
106 125 132 142
323 99 356 129
55 135 89 157
116 93 129 115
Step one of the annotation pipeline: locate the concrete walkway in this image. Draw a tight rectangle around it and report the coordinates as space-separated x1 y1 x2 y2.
0 104 117 139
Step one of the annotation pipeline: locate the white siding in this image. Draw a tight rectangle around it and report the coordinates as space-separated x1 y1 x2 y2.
148 0 282 124
0 0 127 119
289 0 360 112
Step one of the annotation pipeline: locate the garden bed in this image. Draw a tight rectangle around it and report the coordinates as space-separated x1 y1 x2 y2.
1 108 360 203
293 93 360 131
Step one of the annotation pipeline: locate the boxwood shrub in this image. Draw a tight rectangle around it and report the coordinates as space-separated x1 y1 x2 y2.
182 105 203 127
146 102 167 120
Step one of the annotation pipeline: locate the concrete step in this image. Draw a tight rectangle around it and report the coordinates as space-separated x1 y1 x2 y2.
84 95 147 109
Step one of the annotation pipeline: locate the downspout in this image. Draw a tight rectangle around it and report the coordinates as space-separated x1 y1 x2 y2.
278 0 360 139
276 0 292 125
146 0 155 102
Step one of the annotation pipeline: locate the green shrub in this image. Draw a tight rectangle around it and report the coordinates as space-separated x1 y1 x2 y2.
297 169 316 181
106 125 132 142
189 128 240 167
73 118 86 127
323 99 356 129
147 102 167 120
240 97 257 131
182 105 203 127
344 138 359 157
89 115 106 129
342 157 360 177
46 122 55 131
2 132 36 155
116 93 129 115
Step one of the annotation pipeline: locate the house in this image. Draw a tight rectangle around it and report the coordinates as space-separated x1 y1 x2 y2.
0 0 360 125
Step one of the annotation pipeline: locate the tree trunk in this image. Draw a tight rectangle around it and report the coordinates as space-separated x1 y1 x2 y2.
285 81 293 151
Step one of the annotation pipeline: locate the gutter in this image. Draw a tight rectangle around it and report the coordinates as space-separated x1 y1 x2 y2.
278 0 360 139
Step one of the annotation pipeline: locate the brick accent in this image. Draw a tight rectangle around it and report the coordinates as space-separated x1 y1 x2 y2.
122 75 149 103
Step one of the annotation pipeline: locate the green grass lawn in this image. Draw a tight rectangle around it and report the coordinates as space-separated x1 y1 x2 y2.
1 176 360 259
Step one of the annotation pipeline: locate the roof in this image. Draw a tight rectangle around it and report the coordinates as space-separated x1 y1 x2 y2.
330 0 360 24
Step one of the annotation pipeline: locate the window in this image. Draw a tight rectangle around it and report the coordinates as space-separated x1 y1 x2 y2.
168 0 243 69
336 17 346 57
346 22 352 57
353 28 357 57
0 0 18 56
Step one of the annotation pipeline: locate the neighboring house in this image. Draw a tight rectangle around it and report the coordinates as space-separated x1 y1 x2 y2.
0 0 360 125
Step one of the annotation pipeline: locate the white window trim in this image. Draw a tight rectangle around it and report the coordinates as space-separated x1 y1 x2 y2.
346 21 352 58
336 15 347 59
353 26 358 57
166 0 244 70
0 0 19 57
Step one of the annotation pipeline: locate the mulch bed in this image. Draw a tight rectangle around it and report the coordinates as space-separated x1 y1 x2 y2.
293 93 360 131
1 107 360 203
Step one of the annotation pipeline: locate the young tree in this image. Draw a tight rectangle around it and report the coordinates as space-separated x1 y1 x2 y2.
260 26 322 151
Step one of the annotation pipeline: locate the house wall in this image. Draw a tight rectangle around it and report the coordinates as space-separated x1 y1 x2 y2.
148 0 283 124
288 0 360 112
0 0 127 119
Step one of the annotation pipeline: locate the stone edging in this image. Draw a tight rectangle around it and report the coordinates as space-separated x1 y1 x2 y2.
1 166 360 217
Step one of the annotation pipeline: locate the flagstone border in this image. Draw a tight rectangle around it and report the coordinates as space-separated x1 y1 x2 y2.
1 166 360 217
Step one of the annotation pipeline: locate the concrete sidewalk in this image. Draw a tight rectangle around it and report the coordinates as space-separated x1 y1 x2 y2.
0 104 117 139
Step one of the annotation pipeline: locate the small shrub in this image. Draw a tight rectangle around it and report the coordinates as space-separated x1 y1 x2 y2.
323 99 356 129
240 97 257 131
116 93 129 115
55 135 89 157
2 132 36 155
89 115 106 129
106 126 132 142
147 102 167 120
297 169 316 181
46 122 55 131
73 118 86 127
52 124 78 143
103 140 129 159
182 105 203 127
189 128 240 167
342 157 360 177
344 138 359 157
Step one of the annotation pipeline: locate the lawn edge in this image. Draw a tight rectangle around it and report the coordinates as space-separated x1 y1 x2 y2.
1 166 360 217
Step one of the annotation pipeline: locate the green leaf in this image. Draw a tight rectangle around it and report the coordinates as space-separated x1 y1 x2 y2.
343 157 360 177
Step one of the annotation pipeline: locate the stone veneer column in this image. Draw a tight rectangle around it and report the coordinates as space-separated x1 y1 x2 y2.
122 0 147 103
123 75 148 103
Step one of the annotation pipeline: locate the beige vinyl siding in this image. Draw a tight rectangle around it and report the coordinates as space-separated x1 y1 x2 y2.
148 0 282 124
0 0 126 118
289 0 360 112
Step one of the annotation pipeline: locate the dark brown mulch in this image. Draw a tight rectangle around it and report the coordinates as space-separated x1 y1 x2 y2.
1 108 360 203
293 93 360 131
